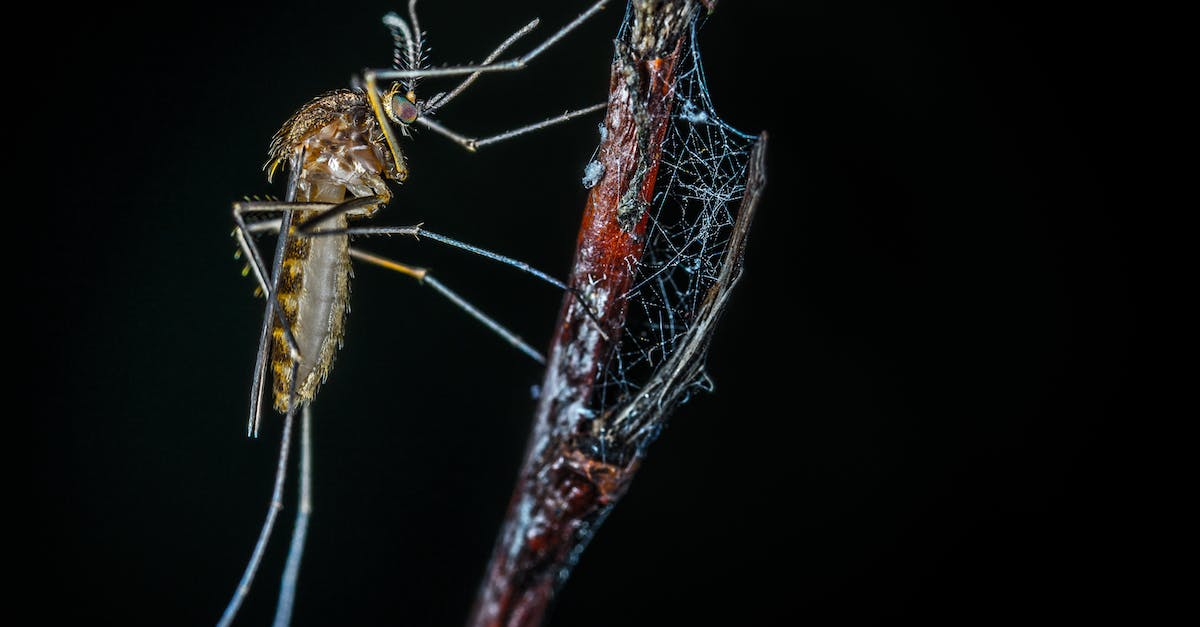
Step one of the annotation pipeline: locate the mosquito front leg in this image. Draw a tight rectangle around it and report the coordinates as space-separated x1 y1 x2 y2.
363 2 608 151
417 103 606 152
417 16 540 115
368 1 609 83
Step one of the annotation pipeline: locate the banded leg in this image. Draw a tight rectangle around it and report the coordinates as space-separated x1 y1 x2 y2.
349 248 546 364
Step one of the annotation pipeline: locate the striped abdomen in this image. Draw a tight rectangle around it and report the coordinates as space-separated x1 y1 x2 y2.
271 207 352 413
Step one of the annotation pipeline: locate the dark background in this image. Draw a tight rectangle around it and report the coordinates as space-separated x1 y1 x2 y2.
31 1 1137 625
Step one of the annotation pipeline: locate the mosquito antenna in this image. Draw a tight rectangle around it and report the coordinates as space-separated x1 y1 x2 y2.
382 1 426 94
407 0 424 69
370 1 608 83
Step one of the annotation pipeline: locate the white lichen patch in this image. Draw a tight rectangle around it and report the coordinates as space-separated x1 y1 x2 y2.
582 160 606 188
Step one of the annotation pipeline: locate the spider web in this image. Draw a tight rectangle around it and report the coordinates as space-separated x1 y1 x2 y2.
591 16 757 444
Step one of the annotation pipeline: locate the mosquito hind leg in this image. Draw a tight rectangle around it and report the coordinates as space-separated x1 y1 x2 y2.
327 225 610 341
349 248 546 364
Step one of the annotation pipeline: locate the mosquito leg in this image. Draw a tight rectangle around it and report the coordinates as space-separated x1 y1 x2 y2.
234 197 388 237
367 7 540 166
234 204 305 436
217 365 301 627
364 1 608 82
273 402 312 627
419 17 540 115
417 103 606 152
349 248 545 364
295 195 389 233
363 71 409 180
232 220 275 438
235 195 396 435
234 194 388 330
414 230 611 341
233 201 310 361
233 202 330 286
315 225 564 290
335 228 611 341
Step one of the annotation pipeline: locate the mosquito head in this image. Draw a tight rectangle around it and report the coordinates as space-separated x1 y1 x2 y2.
382 83 420 126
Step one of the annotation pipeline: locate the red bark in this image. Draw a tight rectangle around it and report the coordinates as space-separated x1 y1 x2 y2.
467 33 685 627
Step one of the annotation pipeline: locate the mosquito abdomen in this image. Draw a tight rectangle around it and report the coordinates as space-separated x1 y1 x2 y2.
271 208 352 412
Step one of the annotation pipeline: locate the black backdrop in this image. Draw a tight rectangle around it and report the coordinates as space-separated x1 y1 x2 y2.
31 1 1136 625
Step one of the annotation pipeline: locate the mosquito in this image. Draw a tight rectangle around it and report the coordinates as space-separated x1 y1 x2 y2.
219 2 609 625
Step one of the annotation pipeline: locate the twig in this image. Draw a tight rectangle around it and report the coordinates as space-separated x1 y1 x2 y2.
467 2 765 624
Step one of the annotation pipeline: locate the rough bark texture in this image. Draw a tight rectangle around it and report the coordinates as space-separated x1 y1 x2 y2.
466 3 764 626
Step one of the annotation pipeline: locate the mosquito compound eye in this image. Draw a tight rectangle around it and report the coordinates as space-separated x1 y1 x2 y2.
391 98 419 124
